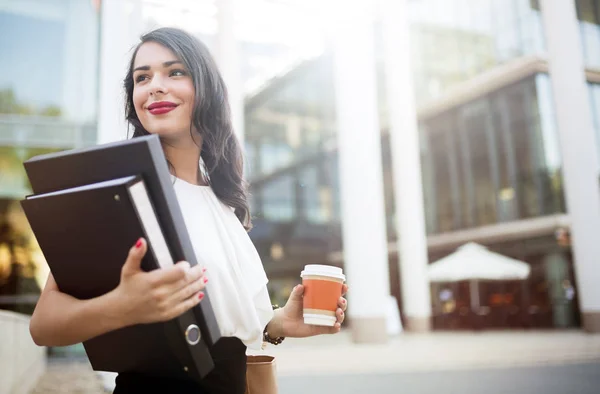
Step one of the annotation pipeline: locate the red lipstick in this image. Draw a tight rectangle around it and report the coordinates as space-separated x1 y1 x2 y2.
147 101 178 115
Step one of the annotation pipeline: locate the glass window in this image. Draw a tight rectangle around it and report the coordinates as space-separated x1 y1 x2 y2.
245 57 335 179
426 117 459 232
0 0 99 123
0 147 57 314
577 0 598 24
261 174 296 221
576 0 600 68
258 129 294 175
490 94 520 221
0 198 45 315
422 76 565 235
587 82 600 174
460 100 498 226
505 81 541 218
299 164 331 224
0 0 100 316
244 140 258 180
419 127 437 234
404 0 544 104
325 153 341 221
534 74 564 214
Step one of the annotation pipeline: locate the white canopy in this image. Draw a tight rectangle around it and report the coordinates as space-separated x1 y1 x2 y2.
428 242 531 282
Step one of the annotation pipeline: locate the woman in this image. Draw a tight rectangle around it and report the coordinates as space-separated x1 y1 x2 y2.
29 27 348 393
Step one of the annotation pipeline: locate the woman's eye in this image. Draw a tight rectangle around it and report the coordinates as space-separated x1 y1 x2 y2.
135 75 148 83
170 69 186 77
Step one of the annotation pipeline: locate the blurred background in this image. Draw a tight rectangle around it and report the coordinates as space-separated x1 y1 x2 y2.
1 0 600 393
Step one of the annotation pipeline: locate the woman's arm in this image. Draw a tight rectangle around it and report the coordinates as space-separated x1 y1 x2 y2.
29 238 207 347
29 273 125 347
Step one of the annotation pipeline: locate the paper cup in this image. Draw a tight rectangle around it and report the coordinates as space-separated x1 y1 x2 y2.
300 264 345 326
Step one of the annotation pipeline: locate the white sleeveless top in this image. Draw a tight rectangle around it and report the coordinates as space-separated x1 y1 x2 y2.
172 177 273 350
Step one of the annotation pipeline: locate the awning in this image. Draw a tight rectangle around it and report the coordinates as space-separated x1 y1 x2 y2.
428 242 531 282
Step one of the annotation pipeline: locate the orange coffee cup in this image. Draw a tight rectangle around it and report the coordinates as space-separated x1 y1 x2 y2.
301 264 346 326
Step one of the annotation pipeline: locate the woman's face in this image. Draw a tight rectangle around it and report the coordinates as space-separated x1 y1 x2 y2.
132 42 196 141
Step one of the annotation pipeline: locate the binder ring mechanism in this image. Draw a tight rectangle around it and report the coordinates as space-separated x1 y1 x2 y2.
185 324 201 346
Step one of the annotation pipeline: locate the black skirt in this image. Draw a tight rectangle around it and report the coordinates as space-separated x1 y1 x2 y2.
113 337 247 394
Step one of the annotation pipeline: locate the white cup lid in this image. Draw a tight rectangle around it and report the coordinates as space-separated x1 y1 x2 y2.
301 264 345 281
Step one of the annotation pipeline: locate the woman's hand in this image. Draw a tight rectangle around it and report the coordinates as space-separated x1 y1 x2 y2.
111 238 207 327
267 283 349 339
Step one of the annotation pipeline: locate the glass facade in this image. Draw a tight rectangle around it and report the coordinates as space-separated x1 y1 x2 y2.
244 56 336 179
245 1 600 323
587 82 600 173
0 0 101 315
576 0 600 69
420 75 565 234
0 0 100 147
407 0 544 105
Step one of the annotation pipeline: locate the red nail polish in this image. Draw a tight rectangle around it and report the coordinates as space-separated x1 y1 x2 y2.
202 267 207 272
198 292 204 300
203 277 208 284
135 239 142 248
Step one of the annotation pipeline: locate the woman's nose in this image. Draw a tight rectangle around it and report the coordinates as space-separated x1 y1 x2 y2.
149 75 167 95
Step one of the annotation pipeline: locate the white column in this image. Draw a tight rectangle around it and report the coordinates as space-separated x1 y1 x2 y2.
216 0 244 146
540 0 600 332
97 0 144 144
332 2 390 343
380 0 432 331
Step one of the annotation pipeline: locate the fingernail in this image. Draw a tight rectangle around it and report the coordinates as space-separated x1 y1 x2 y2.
135 238 142 248
203 277 208 284
202 267 207 273
198 292 204 300
342 299 346 304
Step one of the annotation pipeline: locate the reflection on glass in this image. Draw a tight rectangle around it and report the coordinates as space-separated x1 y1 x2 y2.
461 102 497 226
261 174 296 221
245 57 335 178
506 81 541 218
426 123 455 232
325 154 341 221
257 124 294 174
405 0 544 104
0 145 61 314
0 0 99 122
420 75 566 234
299 164 331 224
0 199 46 315
587 82 600 173
419 130 436 234
491 94 518 221
576 0 600 69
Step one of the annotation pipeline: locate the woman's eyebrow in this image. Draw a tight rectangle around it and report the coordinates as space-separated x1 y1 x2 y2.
133 60 183 72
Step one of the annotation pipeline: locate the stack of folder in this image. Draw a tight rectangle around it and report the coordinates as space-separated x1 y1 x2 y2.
21 135 220 382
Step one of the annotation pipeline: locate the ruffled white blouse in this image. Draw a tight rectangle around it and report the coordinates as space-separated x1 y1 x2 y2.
172 177 273 350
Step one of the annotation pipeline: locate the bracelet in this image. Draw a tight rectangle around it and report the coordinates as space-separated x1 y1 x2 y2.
263 304 285 346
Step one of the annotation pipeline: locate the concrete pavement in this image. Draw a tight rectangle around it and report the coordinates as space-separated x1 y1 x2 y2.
30 330 600 393
266 329 600 376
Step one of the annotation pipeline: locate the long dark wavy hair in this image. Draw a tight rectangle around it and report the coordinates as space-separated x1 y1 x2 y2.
124 27 251 230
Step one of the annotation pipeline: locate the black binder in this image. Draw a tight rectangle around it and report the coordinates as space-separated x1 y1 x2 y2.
20 135 221 381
